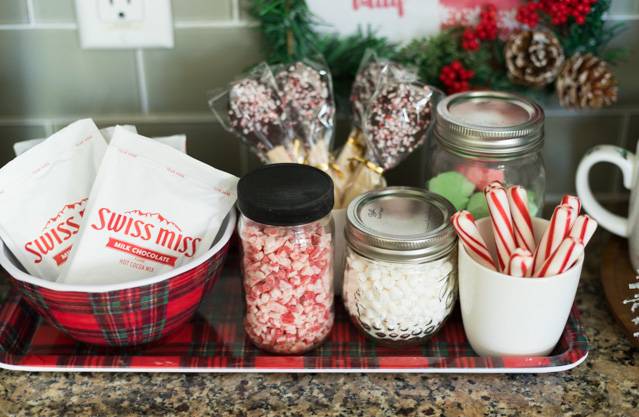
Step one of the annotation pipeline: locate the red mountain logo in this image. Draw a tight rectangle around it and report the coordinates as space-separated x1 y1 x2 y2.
124 210 182 232
42 199 88 232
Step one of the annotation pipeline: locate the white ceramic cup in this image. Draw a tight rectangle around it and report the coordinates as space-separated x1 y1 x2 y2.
576 144 639 271
458 217 583 357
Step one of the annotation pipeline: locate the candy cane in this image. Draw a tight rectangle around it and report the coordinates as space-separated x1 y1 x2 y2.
452 210 497 271
533 236 584 277
506 247 533 277
561 195 581 228
484 182 516 272
531 204 575 274
568 214 598 247
507 185 535 253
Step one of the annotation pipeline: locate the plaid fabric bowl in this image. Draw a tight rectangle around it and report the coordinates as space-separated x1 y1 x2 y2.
0 210 236 347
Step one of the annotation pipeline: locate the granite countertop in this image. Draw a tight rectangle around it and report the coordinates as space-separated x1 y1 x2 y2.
0 226 638 416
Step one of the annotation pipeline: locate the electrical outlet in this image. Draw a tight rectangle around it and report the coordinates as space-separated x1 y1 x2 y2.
75 0 174 49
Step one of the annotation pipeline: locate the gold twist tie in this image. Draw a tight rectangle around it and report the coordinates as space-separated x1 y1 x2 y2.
293 139 306 164
345 135 365 153
348 156 384 175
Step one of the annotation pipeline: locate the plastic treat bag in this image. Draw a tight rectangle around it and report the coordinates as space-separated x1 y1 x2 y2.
57 127 239 286
209 62 294 164
341 65 444 207
0 119 107 281
335 52 418 208
273 57 341 198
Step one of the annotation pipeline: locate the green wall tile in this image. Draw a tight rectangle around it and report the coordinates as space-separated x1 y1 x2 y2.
239 0 253 21
134 122 245 177
0 30 140 118
607 20 639 109
0 124 48 167
172 0 233 21
0 0 28 24
543 114 624 196
626 115 639 152
143 28 264 114
609 0 639 15
32 0 75 23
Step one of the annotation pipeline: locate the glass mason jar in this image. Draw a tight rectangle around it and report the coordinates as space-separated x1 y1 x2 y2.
342 187 458 348
425 91 545 219
237 164 335 354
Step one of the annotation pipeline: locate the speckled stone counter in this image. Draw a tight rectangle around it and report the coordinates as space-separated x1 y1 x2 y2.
0 225 638 416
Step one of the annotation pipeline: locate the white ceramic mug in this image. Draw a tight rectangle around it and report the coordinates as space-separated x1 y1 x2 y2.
576 144 639 271
458 217 583 357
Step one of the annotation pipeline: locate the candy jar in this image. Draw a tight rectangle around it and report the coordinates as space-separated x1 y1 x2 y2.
342 187 458 348
237 164 335 354
425 91 545 219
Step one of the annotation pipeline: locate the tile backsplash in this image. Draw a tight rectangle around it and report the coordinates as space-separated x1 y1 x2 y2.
1 0 638 203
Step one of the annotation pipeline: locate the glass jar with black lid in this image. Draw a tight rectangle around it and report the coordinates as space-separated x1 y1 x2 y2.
237 164 335 354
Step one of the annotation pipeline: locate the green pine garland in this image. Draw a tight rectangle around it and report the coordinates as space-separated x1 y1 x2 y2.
247 0 626 107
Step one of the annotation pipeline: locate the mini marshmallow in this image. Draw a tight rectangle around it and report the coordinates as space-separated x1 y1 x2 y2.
342 249 457 344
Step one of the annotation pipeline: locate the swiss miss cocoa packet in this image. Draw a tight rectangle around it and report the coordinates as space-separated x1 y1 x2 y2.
0 119 107 281
57 127 239 286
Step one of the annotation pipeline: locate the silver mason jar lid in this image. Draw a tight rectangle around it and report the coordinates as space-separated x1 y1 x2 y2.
434 91 544 156
345 187 457 263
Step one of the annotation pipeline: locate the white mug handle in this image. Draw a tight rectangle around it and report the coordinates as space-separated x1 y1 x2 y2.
576 145 635 237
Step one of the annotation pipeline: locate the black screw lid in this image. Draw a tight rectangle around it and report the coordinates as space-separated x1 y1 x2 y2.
237 164 334 226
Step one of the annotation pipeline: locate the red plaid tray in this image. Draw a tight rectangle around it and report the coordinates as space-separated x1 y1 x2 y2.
0 268 588 373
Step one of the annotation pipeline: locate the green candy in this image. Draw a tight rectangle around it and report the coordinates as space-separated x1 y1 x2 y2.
527 190 539 217
467 192 490 219
428 171 475 210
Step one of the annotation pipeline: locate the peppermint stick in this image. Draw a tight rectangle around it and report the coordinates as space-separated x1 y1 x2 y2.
533 236 584 278
484 182 517 272
531 204 576 274
452 210 497 271
507 185 536 253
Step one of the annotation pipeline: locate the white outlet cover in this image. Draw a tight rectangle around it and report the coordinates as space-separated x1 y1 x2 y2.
75 0 174 49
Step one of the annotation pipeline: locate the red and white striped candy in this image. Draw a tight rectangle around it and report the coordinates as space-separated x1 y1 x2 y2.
531 204 576 274
533 236 584 277
452 210 497 271
505 247 533 277
507 185 536 253
561 195 581 228
484 182 516 272
569 214 598 247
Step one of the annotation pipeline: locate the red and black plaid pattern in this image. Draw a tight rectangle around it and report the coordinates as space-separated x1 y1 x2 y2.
0 258 588 371
5 242 229 347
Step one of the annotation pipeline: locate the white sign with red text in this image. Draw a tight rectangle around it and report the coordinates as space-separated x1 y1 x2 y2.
306 0 521 43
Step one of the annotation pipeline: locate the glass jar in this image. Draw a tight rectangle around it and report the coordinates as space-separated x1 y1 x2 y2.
237 164 335 354
342 187 458 348
425 91 545 219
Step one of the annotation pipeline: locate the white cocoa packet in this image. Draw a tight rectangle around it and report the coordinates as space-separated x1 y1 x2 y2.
0 119 107 281
57 127 239 286
13 125 187 156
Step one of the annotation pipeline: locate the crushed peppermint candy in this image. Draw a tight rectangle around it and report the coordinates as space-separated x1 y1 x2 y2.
275 62 331 141
365 82 436 170
228 78 287 151
240 218 334 354
350 60 386 130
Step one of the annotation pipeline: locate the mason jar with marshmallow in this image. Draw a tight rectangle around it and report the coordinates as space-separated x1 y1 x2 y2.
342 187 458 348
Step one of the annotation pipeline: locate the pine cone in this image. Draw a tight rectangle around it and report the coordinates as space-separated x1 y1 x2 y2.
504 29 565 89
555 52 618 110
